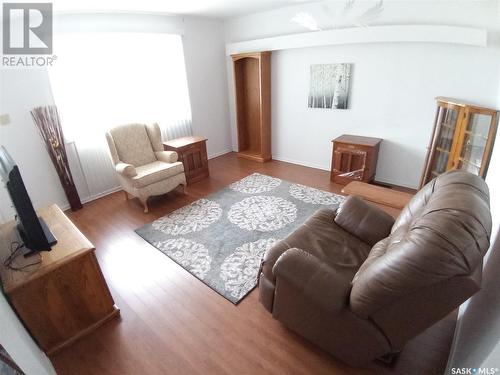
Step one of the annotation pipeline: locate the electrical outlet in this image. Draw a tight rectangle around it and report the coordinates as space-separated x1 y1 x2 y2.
0 114 11 126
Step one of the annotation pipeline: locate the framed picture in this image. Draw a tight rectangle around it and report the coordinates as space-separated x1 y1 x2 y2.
308 63 352 109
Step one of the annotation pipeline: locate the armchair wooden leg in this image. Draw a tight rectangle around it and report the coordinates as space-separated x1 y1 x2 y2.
182 184 188 195
123 191 130 200
139 197 149 213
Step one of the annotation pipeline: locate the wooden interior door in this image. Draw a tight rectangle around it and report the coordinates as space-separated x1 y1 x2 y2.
232 51 271 162
233 56 261 155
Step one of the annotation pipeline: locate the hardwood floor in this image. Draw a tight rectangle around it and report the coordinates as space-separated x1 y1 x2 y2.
52 153 455 375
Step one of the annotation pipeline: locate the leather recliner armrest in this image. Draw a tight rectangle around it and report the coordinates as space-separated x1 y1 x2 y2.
115 162 137 177
155 151 178 164
272 248 353 314
334 195 395 246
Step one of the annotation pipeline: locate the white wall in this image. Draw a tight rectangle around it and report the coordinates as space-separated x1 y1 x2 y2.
272 44 498 187
183 17 232 158
0 12 230 374
54 12 231 159
0 69 66 220
0 292 56 375
0 13 231 220
224 1 500 188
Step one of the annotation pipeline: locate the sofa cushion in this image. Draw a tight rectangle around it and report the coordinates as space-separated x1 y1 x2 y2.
131 161 184 188
109 124 156 167
261 208 372 283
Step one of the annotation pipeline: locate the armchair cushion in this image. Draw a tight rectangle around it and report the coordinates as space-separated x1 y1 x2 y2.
261 209 371 283
273 248 355 314
334 195 395 246
146 123 164 152
115 162 137 177
155 151 178 164
131 161 184 188
109 124 156 166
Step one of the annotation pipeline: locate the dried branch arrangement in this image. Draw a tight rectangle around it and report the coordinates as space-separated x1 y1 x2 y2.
31 105 82 211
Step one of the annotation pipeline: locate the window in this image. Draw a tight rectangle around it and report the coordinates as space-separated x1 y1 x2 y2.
49 32 193 200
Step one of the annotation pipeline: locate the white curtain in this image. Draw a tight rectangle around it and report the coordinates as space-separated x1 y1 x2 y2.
49 32 193 201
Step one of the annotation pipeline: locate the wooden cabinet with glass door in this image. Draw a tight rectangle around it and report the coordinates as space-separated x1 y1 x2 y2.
419 97 498 188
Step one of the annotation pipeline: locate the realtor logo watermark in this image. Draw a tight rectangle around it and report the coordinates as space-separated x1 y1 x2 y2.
2 3 56 67
451 367 500 374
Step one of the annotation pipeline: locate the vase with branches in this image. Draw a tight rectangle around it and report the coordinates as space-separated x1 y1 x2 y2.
31 105 82 211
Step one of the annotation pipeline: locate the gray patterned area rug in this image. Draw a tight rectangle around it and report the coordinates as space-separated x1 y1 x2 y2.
135 173 345 304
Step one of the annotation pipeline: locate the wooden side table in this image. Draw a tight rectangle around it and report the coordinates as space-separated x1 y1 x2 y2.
163 136 209 185
331 135 382 185
0 205 119 355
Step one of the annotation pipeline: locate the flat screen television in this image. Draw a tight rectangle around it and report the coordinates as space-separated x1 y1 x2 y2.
0 146 56 256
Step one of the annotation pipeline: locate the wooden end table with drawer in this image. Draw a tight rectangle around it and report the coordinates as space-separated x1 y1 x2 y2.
163 136 209 185
330 135 382 185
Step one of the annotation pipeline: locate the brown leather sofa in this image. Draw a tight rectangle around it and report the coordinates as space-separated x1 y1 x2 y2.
258 170 492 366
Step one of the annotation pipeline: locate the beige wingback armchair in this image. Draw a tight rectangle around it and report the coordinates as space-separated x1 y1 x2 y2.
105 123 187 213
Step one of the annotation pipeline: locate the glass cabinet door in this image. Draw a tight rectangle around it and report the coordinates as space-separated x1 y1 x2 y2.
420 98 498 189
457 111 493 176
429 106 459 177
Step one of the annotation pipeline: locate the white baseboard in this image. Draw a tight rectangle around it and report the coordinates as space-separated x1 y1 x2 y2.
60 151 232 212
82 186 122 204
373 177 418 190
60 152 416 213
59 203 71 212
59 186 122 211
60 150 234 211
272 155 418 190
208 149 232 159
272 155 330 172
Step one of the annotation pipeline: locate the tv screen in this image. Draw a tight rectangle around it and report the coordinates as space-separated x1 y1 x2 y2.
0 146 55 255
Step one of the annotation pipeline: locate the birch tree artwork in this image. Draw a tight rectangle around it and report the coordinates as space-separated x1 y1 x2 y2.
308 63 352 109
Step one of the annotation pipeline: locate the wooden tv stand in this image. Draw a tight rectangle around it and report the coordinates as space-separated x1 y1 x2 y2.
0 204 119 356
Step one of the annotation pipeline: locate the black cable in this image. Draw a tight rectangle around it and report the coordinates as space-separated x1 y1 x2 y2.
3 241 42 271
3 241 23 266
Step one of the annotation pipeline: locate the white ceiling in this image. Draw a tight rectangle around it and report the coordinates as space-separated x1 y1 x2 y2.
53 0 320 19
